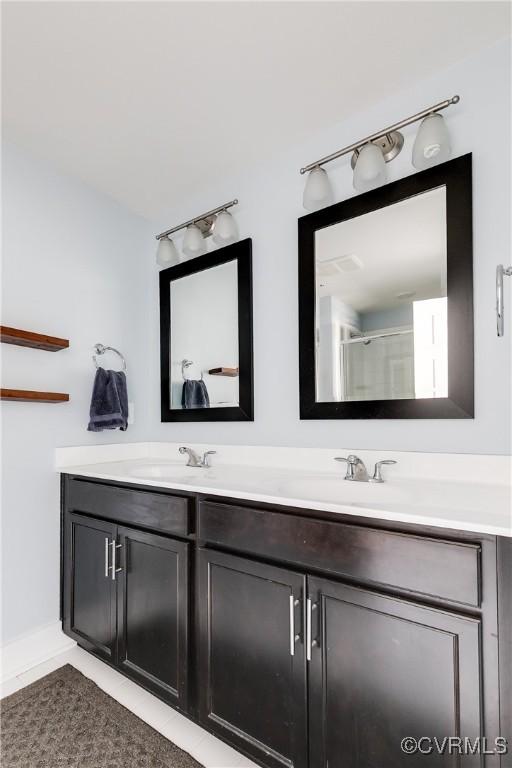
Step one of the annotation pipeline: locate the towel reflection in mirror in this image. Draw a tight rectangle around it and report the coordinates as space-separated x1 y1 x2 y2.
170 260 240 410
182 378 210 409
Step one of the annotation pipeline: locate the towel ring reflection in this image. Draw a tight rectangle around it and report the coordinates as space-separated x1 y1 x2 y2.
93 343 127 372
181 359 203 380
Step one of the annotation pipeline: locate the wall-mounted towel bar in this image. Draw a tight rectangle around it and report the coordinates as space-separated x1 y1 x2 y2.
496 265 512 337
93 343 127 371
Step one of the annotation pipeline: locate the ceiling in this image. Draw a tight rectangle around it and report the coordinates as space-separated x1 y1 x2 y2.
2 2 510 221
315 186 447 313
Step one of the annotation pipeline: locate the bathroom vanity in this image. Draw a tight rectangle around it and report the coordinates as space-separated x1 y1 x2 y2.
60 454 512 768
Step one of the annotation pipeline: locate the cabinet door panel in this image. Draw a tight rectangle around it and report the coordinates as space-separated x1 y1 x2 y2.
117 528 188 709
308 577 483 768
198 549 307 768
63 513 117 662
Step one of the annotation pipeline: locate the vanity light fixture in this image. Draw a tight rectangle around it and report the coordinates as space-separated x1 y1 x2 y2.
412 113 452 170
155 199 239 266
303 166 333 211
182 223 207 259
300 95 460 208
352 143 387 192
212 210 239 246
156 236 180 267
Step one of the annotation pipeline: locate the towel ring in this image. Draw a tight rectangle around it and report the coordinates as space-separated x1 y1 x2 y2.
93 343 127 372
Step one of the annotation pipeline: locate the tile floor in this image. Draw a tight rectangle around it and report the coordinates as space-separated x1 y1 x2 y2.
0 645 258 768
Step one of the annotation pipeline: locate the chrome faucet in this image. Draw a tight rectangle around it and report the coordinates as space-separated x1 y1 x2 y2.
179 446 216 468
334 454 397 483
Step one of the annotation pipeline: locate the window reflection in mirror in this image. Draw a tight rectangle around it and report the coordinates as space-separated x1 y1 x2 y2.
170 260 239 409
314 186 447 403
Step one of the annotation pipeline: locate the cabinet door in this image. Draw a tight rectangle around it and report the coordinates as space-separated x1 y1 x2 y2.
117 527 189 709
308 577 483 768
63 512 117 662
198 548 307 768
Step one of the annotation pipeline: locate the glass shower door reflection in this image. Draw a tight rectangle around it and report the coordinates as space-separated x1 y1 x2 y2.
341 330 415 402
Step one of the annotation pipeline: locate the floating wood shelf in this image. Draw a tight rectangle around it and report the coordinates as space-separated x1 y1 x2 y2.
0 326 69 351
208 367 239 377
1 389 69 403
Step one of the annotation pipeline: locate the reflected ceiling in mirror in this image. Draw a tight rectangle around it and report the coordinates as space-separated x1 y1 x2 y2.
315 186 447 403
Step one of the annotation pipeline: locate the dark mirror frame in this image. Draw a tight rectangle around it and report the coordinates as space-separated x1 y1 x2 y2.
298 154 474 420
159 238 254 422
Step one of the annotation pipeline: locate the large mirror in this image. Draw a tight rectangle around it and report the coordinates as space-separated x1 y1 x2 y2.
298 155 473 419
160 239 253 421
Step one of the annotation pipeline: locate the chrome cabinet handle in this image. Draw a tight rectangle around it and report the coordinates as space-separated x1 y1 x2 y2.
306 598 312 661
289 596 300 657
104 537 110 578
497 265 512 337
306 598 318 661
110 540 116 581
110 540 122 581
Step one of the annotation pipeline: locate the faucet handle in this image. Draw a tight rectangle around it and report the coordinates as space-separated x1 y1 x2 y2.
334 456 354 479
336 455 361 466
370 459 397 483
202 450 216 467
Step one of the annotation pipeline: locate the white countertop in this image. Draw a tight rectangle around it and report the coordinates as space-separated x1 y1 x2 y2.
58 456 512 537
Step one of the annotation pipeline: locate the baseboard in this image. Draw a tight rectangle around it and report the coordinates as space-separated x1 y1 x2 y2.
1 621 76 681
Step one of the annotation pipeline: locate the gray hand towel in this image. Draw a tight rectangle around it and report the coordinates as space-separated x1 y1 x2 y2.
88 367 129 431
182 379 210 409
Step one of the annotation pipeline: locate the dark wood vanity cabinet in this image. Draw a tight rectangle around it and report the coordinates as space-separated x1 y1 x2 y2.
62 490 189 709
308 578 482 768
63 513 117 664
197 548 308 768
116 526 189 706
61 477 511 768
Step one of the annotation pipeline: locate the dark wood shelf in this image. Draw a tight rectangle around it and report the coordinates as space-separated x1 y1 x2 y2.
0 326 69 351
1 389 69 403
208 367 239 377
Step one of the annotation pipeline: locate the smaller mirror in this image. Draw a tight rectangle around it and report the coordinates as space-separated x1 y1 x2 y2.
160 239 253 421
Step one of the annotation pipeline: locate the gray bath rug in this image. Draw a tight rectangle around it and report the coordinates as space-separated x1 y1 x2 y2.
0 663 203 768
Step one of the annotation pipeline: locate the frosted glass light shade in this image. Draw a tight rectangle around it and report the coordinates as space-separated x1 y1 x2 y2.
182 224 206 258
353 143 386 192
156 237 179 267
213 210 239 246
303 167 333 211
412 113 451 170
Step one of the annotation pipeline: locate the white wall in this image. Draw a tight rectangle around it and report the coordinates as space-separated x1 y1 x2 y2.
150 39 511 455
1 142 151 644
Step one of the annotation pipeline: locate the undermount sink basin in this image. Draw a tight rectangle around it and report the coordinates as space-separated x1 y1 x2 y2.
128 463 206 481
277 475 406 506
